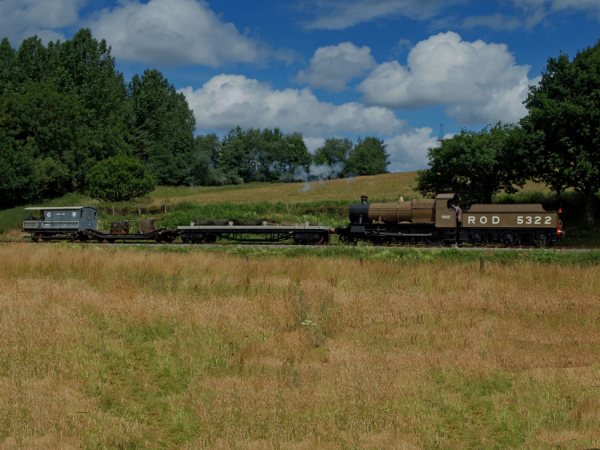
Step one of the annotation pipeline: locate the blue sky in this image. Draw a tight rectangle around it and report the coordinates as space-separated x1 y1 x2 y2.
1 0 599 171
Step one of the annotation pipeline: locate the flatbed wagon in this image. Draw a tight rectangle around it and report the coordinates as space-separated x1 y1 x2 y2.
177 222 331 244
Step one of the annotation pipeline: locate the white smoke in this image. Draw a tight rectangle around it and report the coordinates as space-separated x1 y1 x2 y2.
293 162 345 182
293 162 345 193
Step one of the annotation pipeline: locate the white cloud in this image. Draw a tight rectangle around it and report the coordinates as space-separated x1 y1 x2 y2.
180 74 405 137
89 0 264 66
359 32 532 124
296 42 376 91
386 128 440 172
513 0 600 25
300 0 459 30
462 14 523 31
0 0 83 44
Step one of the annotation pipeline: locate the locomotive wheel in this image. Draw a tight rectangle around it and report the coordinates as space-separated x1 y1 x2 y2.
502 233 517 246
470 232 486 246
532 233 548 248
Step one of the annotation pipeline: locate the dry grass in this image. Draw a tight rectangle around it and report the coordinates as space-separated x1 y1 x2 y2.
1 244 599 449
149 172 550 207
150 172 420 205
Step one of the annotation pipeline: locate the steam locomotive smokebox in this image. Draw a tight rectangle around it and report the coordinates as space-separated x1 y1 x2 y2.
368 199 435 224
349 203 369 223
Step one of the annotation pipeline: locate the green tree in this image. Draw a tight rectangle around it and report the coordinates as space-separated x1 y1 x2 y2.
129 69 196 185
522 41 600 227
344 137 389 176
219 127 257 183
0 38 16 95
279 132 312 181
416 124 530 205
313 137 352 170
86 154 156 202
0 131 36 208
14 36 48 85
61 30 131 164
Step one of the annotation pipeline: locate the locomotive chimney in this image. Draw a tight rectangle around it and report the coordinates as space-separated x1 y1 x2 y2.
360 194 368 204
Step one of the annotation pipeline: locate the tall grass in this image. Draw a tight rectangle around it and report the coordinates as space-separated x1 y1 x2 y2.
1 244 599 448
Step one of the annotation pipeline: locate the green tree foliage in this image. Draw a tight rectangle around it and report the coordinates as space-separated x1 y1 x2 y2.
522 41 600 226
129 69 196 185
56 29 131 163
0 38 16 95
0 29 134 207
191 134 222 185
1 81 89 190
344 137 389 176
86 154 156 202
0 130 35 209
218 127 312 183
313 137 352 175
416 124 530 205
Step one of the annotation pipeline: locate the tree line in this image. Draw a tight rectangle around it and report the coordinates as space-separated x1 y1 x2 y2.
417 39 600 227
0 29 389 207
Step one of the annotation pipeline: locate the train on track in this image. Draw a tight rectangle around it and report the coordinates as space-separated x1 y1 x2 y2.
22 193 565 247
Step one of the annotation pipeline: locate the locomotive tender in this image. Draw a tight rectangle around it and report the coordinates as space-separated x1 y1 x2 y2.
22 193 564 247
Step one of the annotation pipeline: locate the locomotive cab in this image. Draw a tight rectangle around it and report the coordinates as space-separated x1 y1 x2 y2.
434 193 460 228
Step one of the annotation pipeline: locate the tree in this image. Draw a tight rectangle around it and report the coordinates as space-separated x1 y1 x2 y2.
344 137 389 176
522 41 600 227
129 69 196 185
86 154 156 202
313 137 352 177
416 124 530 205
55 29 131 164
0 38 16 95
0 130 36 208
191 134 222 185
0 81 91 192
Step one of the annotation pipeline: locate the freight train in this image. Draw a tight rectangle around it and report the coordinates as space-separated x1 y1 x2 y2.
22 193 565 247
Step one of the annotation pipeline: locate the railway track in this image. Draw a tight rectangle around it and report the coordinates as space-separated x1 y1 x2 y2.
1 238 595 252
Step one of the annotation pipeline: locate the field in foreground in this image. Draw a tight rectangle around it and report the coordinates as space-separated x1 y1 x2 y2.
1 244 599 449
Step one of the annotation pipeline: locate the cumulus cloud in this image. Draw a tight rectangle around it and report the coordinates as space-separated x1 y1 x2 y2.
89 0 264 66
0 0 83 44
386 128 440 172
181 74 405 137
359 32 532 124
296 42 376 91
299 0 459 30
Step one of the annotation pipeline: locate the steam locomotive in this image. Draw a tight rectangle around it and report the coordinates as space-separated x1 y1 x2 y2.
337 193 564 247
22 193 564 247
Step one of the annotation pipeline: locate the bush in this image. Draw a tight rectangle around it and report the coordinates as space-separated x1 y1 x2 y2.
87 154 156 202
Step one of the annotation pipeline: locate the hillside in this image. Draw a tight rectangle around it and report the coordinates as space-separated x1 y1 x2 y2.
150 172 421 206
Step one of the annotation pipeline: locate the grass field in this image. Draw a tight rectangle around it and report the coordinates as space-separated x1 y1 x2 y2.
1 243 599 449
149 172 421 206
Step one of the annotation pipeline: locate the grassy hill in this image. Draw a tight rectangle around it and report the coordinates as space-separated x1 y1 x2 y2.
150 172 420 205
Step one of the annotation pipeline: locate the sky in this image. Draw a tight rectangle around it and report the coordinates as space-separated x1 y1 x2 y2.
1 0 599 172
